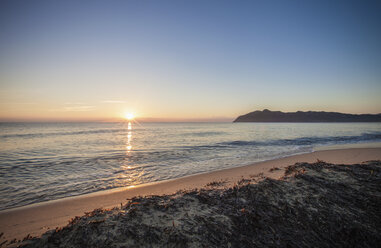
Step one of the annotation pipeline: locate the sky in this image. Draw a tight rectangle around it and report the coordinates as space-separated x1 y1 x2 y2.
0 0 380 122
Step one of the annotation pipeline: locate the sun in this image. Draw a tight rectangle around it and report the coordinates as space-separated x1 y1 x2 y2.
124 113 135 121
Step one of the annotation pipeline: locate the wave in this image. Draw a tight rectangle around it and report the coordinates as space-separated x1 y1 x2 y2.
218 132 381 147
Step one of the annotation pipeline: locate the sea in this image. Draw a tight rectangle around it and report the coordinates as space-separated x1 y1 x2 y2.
0 122 380 211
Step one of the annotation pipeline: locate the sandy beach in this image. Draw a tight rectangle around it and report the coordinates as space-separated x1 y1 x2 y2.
1 146 381 244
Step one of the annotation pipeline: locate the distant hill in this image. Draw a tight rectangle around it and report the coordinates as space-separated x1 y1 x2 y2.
233 109 381 122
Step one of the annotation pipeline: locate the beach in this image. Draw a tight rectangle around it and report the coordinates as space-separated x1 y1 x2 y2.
1 146 380 245
2 0 381 246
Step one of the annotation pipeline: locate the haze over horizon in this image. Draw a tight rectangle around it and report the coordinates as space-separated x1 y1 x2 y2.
1 0 381 122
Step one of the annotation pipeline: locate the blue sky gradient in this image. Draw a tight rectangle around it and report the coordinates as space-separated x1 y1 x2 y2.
0 0 380 121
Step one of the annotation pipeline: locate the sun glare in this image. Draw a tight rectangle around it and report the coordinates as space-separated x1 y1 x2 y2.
124 113 135 121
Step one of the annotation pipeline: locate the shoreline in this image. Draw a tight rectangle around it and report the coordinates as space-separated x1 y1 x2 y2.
1 146 381 242
3 141 381 214
20 160 381 247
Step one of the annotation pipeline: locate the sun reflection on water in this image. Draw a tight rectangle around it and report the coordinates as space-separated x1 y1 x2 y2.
126 122 132 154
118 121 145 187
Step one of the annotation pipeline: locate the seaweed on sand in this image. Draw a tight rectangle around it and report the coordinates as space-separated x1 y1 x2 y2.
18 161 381 248
205 179 228 187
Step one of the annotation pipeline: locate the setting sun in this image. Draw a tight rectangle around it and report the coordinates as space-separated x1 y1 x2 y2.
124 113 135 121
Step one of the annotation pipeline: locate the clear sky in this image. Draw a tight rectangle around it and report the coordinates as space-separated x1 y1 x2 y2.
0 0 380 122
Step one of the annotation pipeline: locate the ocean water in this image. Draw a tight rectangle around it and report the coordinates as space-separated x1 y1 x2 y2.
0 122 380 211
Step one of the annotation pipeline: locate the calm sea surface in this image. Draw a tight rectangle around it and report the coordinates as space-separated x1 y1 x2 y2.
1 122 380 211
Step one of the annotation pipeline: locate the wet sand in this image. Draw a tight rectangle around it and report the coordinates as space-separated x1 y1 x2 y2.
1 147 381 243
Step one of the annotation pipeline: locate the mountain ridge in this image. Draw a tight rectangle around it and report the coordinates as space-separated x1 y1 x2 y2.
234 109 381 122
